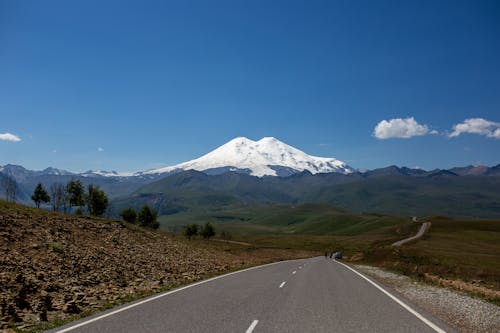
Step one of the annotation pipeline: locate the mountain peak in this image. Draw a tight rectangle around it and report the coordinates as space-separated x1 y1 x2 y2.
258 136 279 142
226 136 255 144
141 137 353 177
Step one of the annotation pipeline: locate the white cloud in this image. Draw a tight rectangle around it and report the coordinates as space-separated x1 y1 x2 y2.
373 117 430 139
97 147 104 152
449 118 500 139
0 132 21 142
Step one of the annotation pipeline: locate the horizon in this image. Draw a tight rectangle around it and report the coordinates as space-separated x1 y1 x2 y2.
0 134 498 175
1 1 499 172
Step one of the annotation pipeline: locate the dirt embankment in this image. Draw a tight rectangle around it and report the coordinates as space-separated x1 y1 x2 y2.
0 201 309 331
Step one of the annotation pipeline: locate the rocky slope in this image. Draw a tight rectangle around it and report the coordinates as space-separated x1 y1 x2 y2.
0 201 305 331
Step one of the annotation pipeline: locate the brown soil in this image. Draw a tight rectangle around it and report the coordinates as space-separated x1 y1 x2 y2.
0 201 311 331
423 273 500 300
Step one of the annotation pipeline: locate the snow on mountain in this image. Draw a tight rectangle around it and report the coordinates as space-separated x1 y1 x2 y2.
40 167 74 176
80 170 134 177
139 137 353 177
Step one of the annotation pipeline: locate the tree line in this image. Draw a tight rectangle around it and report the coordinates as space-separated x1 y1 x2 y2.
183 222 216 240
31 180 108 216
119 206 159 229
30 180 161 229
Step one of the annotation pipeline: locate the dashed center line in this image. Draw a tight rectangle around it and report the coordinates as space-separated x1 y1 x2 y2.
292 271 296 274
245 319 259 333
279 281 286 288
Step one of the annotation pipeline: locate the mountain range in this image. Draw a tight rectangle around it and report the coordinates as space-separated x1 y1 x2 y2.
1 137 499 218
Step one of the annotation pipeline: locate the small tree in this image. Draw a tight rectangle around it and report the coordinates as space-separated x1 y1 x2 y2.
183 224 199 240
66 179 84 210
137 205 159 229
49 183 66 212
86 185 108 216
120 207 137 223
200 222 215 240
31 183 50 208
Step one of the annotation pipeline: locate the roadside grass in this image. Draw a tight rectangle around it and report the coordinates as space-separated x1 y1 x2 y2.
354 217 500 304
160 205 500 304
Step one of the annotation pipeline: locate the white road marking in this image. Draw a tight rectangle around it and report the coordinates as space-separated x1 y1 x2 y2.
279 281 286 288
54 260 302 333
292 271 296 274
245 319 259 333
334 260 446 333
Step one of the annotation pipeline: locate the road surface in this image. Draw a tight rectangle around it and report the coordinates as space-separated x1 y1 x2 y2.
392 222 432 247
47 257 454 333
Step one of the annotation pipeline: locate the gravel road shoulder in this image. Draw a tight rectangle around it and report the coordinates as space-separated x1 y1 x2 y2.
354 265 500 333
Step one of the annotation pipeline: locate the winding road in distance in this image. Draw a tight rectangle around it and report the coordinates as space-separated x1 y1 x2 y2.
392 222 432 247
47 257 455 333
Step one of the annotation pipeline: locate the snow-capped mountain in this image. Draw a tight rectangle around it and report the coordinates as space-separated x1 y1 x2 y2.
139 137 353 177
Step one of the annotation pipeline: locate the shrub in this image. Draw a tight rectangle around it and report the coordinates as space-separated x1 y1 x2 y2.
200 222 215 240
31 183 50 208
120 207 137 223
137 205 159 229
66 179 84 208
86 185 108 216
51 242 64 254
184 224 199 240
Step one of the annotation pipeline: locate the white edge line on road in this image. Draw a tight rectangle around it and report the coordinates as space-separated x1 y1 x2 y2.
334 260 446 333
54 260 299 333
245 319 259 333
279 281 286 288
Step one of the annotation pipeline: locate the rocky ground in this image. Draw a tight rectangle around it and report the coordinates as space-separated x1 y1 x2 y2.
0 201 309 331
355 265 500 333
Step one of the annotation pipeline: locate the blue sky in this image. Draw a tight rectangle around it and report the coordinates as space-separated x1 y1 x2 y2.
1 0 499 172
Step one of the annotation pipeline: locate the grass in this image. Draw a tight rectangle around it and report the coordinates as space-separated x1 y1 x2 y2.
353 217 500 304
50 242 64 254
159 203 412 237
160 204 500 303
159 203 420 260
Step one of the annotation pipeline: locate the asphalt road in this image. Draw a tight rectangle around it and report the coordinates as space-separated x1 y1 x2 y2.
392 222 432 246
47 257 455 333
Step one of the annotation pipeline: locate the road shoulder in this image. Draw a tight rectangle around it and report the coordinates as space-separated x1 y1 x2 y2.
353 264 500 333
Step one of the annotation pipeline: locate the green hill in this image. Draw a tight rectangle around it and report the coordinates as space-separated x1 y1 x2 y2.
157 203 413 241
111 170 500 219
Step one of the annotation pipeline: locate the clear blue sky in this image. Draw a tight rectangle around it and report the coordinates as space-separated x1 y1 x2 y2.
1 0 499 172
